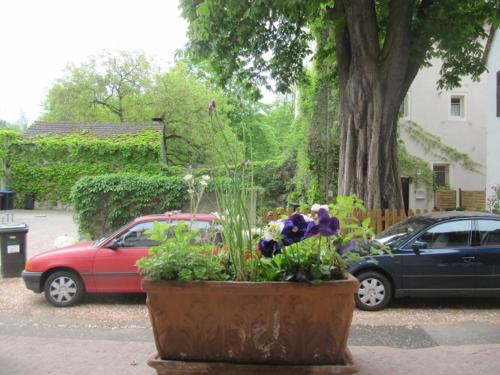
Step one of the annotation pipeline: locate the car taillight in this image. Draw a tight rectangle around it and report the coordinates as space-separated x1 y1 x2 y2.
25 261 32 271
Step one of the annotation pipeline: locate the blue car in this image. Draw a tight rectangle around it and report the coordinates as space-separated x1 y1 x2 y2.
349 211 500 311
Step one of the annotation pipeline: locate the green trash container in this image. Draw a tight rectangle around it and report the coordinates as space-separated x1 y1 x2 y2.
0 223 29 277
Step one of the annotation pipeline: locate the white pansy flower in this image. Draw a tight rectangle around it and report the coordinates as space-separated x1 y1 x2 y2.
201 175 211 181
263 220 284 241
184 174 193 181
301 214 314 222
311 203 329 212
311 204 321 212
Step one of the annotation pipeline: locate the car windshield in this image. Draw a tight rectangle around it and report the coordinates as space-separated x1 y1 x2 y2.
374 217 432 247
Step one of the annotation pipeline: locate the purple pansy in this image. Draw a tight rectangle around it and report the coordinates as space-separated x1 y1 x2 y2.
258 239 282 257
305 208 340 238
281 214 308 246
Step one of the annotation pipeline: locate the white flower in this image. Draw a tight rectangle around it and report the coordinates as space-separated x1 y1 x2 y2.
301 214 314 222
183 174 193 181
211 211 226 222
200 180 208 186
187 189 194 195
311 204 329 212
263 220 284 241
311 204 321 212
201 175 210 181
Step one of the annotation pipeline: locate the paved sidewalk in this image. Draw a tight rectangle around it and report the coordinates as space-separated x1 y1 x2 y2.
1 335 499 375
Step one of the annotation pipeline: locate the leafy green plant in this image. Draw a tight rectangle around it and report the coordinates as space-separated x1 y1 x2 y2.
71 173 186 239
136 221 229 282
257 195 390 283
4 131 164 206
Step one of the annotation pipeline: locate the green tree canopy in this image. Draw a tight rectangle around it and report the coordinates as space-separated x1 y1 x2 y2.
42 52 243 166
180 0 499 209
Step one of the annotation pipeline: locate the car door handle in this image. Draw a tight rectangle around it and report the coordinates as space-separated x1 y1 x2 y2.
461 256 476 263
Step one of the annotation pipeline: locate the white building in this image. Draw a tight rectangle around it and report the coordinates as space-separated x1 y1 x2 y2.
400 29 498 211
486 30 500 204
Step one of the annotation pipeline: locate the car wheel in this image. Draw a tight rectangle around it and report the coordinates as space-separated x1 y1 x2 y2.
355 271 392 311
44 271 85 307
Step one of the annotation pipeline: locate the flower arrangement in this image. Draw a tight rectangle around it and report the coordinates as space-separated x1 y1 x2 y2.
137 194 385 283
256 196 386 282
137 100 386 283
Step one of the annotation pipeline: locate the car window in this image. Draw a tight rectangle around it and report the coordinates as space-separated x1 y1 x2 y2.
374 217 431 247
416 220 472 249
117 222 159 248
116 220 214 248
477 220 500 246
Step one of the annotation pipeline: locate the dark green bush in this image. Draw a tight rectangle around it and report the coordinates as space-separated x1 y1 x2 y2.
71 173 187 239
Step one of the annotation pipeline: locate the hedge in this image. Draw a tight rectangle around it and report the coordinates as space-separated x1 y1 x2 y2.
71 174 187 239
0 130 173 206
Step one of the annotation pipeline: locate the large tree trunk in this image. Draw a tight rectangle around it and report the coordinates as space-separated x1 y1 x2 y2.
329 0 425 210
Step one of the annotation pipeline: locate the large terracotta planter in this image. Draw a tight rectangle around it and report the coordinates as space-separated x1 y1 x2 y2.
142 275 359 374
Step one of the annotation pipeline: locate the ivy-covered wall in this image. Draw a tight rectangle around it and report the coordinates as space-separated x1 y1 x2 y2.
1 130 170 206
71 173 186 238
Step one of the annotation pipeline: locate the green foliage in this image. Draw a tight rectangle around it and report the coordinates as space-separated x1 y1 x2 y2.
283 69 339 206
397 141 434 188
43 51 154 123
136 221 229 281
42 54 238 166
0 119 19 131
4 131 164 206
258 237 346 282
258 195 389 282
71 174 187 239
0 130 21 187
400 121 481 172
180 0 498 94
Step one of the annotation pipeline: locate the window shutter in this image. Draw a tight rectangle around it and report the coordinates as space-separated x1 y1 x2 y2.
497 71 500 117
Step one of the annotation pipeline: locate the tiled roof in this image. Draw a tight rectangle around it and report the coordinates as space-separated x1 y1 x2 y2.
23 121 164 139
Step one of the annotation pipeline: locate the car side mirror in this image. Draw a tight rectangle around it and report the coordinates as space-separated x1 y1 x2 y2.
411 240 427 254
106 238 120 250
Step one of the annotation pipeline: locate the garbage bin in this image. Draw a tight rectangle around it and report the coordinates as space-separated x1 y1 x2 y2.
24 193 35 210
0 223 28 277
0 190 14 210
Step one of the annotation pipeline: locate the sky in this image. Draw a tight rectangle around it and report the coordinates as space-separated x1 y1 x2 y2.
0 0 189 124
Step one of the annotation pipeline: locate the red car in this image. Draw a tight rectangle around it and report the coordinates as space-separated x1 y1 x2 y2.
22 212 214 307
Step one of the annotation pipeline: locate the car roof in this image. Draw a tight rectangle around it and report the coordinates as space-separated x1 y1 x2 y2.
134 212 214 223
412 211 500 223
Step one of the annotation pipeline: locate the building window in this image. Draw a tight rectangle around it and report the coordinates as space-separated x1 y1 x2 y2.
497 71 499 117
433 164 449 188
449 94 465 120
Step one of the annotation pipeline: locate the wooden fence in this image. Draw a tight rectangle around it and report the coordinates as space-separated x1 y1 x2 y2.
262 208 436 235
459 190 486 211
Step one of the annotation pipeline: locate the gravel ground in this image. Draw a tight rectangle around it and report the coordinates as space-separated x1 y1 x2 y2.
2 277 500 328
1 209 500 328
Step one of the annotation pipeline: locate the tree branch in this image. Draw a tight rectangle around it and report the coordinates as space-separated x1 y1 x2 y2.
401 0 436 95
